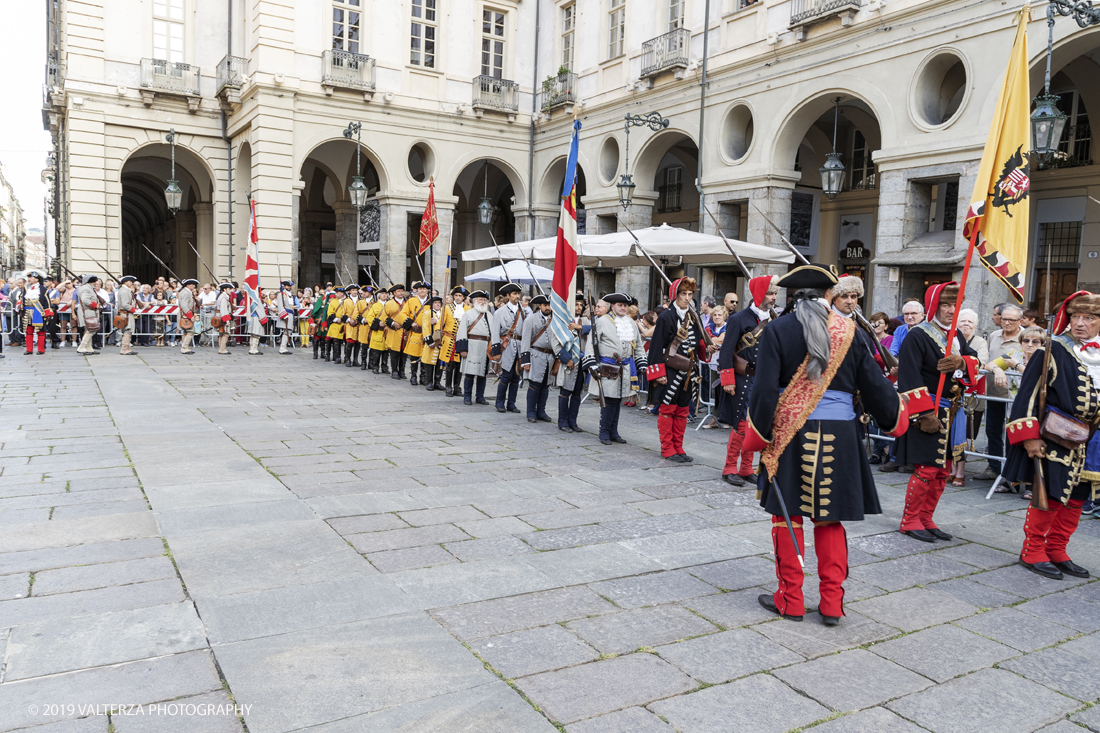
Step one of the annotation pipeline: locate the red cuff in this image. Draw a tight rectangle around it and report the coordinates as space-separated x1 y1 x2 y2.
646 363 666 380
902 386 933 416
1007 417 1041 445
88 301 98 308
959 355 979 386
185 311 194 319
885 395 910 438
720 368 738 387
742 416 770 454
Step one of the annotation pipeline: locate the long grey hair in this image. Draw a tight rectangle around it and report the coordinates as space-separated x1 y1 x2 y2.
793 289 831 382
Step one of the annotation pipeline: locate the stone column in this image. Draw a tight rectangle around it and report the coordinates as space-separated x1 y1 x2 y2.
192 203 213 281
377 198 410 288
333 202 358 286
290 184 302 287
299 217 323 289
617 203 654 309
431 205 455 293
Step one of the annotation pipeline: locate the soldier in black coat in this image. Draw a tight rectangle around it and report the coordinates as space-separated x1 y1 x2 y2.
717 275 778 486
1004 291 1100 580
743 265 908 625
645 277 711 463
894 282 979 543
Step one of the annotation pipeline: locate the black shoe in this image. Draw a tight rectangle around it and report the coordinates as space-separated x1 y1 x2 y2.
496 406 506 413
928 528 953 541
869 455 882 465
744 473 759 483
878 463 900 473
679 454 694 462
724 474 746 487
507 407 521 414
538 415 553 423
822 615 841 627
570 425 584 433
476 398 489 405
1053 560 1090 578
666 454 690 463
445 388 454 397
527 417 538 423
463 398 473 405
1020 558 1063 580
898 464 915 474
610 436 627 444
391 371 402 380
902 529 937 543
758 594 802 622
559 426 573 433
600 438 612 445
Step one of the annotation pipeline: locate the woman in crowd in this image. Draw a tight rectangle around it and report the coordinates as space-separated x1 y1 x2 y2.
299 288 313 346
703 305 729 428
137 283 155 346
638 310 659 413
152 288 169 346
949 308 990 486
870 311 893 350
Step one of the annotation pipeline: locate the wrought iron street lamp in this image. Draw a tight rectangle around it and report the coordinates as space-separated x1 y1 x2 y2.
1028 1 1092 164
477 161 494 227
619 111 670 210
820 98 846 201
164 129 182 214
343 121 369 210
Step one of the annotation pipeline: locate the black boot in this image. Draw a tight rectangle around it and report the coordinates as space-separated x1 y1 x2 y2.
433 364 444 391
409 359 420 386
419 363 428 385
324 339 332 362
463 375 474 405
346 342 358 367
361 347 370 370
392 353 405 379
313 338 320 359
333 341 343 364
369 350 380 373
445 363 456 396
381 350 391 374
425 365 437 391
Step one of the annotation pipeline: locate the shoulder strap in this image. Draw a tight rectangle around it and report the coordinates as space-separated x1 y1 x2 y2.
531 315 552 346
469 311 485 332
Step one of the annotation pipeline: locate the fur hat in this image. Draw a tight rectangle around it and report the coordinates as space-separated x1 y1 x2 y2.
924 282 959 316
668 277 697 303
1054 291 1100 333
831 274 864 300
748 275 778 308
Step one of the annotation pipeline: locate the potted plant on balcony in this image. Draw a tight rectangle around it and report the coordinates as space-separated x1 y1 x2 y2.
542 66 574 111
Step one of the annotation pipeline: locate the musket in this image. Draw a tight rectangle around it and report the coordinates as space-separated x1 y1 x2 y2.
82 253 122 286
702 203 754 280
489 230 546 297
489 233 517 286
140 243 183 283
187 241 218 285
361 265 379 291
751 202 811 266
1031 247 1055 512
375 258 397 288
58 261 109 307
853 305 899 373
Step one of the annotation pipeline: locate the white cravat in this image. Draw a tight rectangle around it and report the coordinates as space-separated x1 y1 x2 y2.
750 304 771 321
831 305 853 319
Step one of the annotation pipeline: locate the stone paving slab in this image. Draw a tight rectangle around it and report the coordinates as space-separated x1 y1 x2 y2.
566 604 718 654
755 609 901 659
0 512 159 554
621 528 760 569
650 673 830 733
808 707 929 733
955 607 1079 652
869 623 1020 682
849 587 979 632
444 536 534 562
886 668 1080 733
0 574 28 600
655 627 804 684
0 579 185 627
110 690 244 733
773 648 933 711
470 624 600 679
30 556 176 596
588 570 717 609
515 653 695 725
1000 647 1100 701
432 587 616 640
524 543 664 585
565 706 674 733
683 588 789 629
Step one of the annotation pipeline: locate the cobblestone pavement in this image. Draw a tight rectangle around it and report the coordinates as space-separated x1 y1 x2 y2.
1 343 1099 733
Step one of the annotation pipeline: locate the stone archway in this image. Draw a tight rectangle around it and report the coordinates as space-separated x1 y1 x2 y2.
451 160 519 289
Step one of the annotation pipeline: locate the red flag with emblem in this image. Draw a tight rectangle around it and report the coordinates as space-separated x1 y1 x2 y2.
419 179 439 255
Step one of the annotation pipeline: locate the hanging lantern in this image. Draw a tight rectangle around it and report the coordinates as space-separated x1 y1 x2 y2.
819 152 847 201
348 175 369 210
1031 93 1068 163
477 196 494 227
164 179 183 214
617 173 636 210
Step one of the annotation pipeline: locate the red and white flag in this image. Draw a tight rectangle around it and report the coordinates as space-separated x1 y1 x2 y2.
244 198 264 322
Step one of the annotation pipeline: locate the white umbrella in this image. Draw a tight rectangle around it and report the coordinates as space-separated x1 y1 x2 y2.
465 260 553 284
460 232 633 262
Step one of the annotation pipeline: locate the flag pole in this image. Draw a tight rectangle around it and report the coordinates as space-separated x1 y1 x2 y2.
931 227 980 417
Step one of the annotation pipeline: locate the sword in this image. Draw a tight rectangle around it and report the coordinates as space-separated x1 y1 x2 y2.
771 477 805 568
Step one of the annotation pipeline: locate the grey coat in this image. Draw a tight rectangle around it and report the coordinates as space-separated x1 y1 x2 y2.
116 287 135 331
520 310 555 385
177 287 196 321
551 316 591 391
76 284 98 328
458 307 492 377
582 314 648 400
216 292 233 319
274 291 294 330
491 302 525 371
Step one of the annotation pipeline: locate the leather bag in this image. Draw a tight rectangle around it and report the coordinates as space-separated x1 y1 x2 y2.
1041 410 1091 450
113 313 128 329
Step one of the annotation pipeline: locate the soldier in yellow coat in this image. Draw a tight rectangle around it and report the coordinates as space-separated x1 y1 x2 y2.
383 283 408 379
401 281 433 386
356 286 376 371
364 288 389 373
420 295 445 390
325 287 345 363
340 284 361 367
439 286 469 397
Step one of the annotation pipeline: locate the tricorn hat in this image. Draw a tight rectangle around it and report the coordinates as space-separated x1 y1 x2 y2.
469 289 489 300
218 282 234 290
450 285 469 296
429 295 443 305
777 265 838 292
529 294 550 306
281 280 294 287
388 283 406 293
498 283 522 296
120 275 137 284
604 292 630 305
334 286 345 293
84 275 100 285
182 278 199 287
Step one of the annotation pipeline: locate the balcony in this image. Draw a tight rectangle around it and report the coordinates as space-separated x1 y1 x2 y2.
789 0 861 38
46 58 61 89
472 75 519 121
140 59 201 111
540 71 577 113
321 50 376 100
641 28 690 79
216 55 246 106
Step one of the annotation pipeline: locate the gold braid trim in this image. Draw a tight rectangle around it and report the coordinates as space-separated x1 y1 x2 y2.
761 314 855 477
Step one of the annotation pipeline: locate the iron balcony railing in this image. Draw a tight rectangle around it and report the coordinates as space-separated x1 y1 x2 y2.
46 58 61 89
790 0 861 25
641 28 690 78
540 72 577 112
473 75 519 112
321 49 376 92
140 59 201 96
217 55 247 93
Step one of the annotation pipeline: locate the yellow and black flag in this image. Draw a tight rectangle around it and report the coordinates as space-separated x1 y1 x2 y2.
963 6 1031 304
